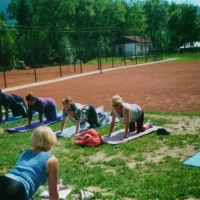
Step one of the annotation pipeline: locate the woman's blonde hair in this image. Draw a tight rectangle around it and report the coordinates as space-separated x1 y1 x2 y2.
110 94 123 105
31 126 57 150
62 96 73 105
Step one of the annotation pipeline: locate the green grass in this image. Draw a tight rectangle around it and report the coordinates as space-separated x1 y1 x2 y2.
1 111 200 199
163 52 200 62
87 52 200 66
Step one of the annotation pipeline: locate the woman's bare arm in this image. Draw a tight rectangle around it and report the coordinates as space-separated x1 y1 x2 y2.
46 156 59 200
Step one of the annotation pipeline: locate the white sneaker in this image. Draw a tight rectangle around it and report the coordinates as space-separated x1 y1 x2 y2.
147 120 153 128
79 189 84 200
84 191 94 199
79 189 94 200
100 106 104 112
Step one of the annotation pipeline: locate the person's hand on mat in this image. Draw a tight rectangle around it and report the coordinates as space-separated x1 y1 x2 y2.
122 134 128 140
26 120 32 126
25 122 31 127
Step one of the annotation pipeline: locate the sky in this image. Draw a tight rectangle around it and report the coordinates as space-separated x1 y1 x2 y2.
168 0 200 6
0 0 200 14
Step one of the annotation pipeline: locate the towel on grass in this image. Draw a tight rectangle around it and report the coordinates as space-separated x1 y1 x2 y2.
102 125 162 145
6 112 62 133
40 188 72 199
56 107 120 138
74 129 103 147
183 151 200 168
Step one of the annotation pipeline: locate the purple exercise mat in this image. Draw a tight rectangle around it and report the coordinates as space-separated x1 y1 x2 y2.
102 125 162 145
6 112 62 133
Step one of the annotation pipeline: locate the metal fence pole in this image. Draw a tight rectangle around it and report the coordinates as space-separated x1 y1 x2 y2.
0 34 7 88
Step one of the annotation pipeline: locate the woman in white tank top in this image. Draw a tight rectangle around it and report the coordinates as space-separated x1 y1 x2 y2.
107 95 153 139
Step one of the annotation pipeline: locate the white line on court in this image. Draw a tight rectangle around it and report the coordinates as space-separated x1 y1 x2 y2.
2 58 178 92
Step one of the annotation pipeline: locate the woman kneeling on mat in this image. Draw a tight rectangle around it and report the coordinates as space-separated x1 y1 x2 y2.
0 89 27 123
107 94 153 139
59 96 100 136
26 92 58 126
0 126 59 200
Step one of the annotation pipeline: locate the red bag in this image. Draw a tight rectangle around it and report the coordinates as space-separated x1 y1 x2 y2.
74 129 103 147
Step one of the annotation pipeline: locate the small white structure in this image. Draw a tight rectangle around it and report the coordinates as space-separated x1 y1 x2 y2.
180 41 200 49
115 36 152 56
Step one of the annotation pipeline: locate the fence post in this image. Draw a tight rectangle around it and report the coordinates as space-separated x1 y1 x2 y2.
124 53 126 66
97 42 102 73
112 45 114 68
0 34 7 88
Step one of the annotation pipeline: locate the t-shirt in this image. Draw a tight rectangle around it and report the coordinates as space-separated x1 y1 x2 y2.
62 103 89 128
7 150 52 200
114 102 142 122
27 97 55 122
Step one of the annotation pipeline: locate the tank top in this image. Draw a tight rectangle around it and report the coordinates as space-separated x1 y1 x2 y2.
114 102 142 122
7 150 52 200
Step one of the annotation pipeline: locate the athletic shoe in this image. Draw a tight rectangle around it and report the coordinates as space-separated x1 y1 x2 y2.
147 120 153 128
84 191 94 199
100 106 104 112
97 106 104 116
79 189 84 200
79 189 94 200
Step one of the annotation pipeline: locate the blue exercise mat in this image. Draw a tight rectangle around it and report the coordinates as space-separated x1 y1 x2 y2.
0 112 38 126
0 116 22 125
183 151 200 167
56 111 120 138
55 122 91 138
6 112 62 133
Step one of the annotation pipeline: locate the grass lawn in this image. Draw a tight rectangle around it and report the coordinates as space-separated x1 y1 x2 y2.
1 111 200 200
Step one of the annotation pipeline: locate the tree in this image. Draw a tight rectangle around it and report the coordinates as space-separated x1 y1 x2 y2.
167 3 200 50
7 0 32 26
124 1 147 35
0 19 18 70
143 0 168 53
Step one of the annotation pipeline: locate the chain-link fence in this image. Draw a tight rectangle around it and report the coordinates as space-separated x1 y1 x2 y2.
0 26 163 88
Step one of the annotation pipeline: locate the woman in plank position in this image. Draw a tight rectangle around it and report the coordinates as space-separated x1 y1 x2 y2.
0 126 59 200
26 92 58 126
60 96 100 136
0 89 27 123
107 94 153 139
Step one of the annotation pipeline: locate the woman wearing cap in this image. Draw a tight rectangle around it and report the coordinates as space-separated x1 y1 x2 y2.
59 96 100 136
26 92 57 126
0 126 59 200
107 94 153 139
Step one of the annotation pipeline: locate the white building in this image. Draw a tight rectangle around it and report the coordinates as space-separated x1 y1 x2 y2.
115 36 152 56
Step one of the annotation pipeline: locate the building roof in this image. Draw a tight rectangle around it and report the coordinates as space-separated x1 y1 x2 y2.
115 36 152 44
124 36 152 43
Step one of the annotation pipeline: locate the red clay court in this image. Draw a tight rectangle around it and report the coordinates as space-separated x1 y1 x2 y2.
1 60 200 113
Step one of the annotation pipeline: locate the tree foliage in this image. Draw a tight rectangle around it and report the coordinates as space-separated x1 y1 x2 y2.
0 0 199 68
167 3 200 50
